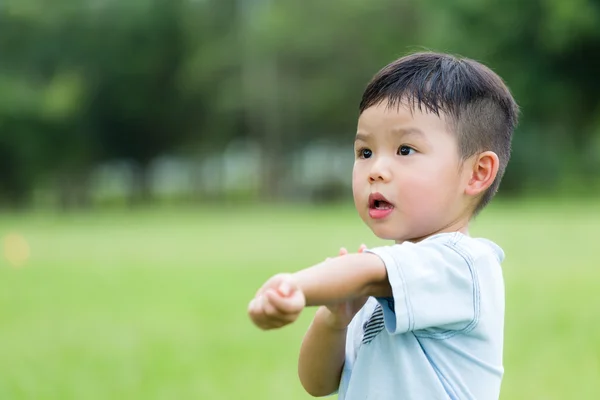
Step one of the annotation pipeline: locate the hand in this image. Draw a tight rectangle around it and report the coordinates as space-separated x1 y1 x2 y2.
322 245 369 330
248 273 306 330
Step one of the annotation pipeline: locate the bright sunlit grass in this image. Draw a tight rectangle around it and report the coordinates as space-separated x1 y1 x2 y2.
0 200 598 399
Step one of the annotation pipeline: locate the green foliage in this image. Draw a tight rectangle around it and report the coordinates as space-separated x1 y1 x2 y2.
1 0 599 206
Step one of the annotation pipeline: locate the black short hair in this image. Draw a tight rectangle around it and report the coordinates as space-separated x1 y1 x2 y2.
359 52 519 215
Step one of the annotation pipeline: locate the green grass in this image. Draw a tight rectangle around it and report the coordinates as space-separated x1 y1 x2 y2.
0 200 599 399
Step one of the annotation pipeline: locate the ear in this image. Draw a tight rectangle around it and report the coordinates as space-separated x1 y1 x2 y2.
464 151 499 197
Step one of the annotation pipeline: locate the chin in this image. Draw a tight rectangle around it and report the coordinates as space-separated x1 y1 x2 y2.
369 225 405 242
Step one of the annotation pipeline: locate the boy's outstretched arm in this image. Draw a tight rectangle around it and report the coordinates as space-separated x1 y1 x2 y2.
293 252 391 305
248 252 391 329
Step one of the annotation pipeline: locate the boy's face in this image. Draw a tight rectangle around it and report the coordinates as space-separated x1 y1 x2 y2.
352 100 472 243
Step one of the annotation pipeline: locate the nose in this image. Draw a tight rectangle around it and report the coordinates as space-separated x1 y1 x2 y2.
368 156 391 183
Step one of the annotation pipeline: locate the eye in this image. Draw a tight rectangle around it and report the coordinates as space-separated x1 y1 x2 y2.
357 148 373 159
398 145 415 156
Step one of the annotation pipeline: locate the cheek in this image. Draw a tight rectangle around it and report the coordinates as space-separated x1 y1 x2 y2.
351 167 362 197
352 164 370 209
351 163 363 186
400 168 458 207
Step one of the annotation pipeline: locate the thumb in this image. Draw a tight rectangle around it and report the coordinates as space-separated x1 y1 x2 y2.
287 288 306 310
278 276 297 297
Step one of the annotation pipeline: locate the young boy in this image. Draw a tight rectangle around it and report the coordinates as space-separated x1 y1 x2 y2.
248 52 519 400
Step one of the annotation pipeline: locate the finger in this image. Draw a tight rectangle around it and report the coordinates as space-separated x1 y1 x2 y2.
264 293 297 329
265 289 304 315
255 273 285 297
248 298 268 328
359 244 367 253
250 296 282 330
339 247 348 256
247 299 256 320
279 290 306 317
278 280 292 297
279 275 301 298
248 298 257 314
250 297 264 316
265 301 300 325
261 293 283 319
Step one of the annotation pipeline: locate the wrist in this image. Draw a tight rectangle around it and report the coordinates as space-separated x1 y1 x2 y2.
316 306 350 331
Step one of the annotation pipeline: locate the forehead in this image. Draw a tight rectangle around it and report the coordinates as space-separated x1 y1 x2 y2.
356 100 452 139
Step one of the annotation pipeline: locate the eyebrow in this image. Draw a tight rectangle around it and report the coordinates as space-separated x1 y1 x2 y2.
394 127 425 137
354 133 370 142
354 127 425 142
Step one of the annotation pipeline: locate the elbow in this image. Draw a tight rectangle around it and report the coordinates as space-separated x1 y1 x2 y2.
301 384 335 398
298 372 337 398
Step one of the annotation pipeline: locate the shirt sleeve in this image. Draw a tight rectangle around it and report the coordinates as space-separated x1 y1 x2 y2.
364 236 479 335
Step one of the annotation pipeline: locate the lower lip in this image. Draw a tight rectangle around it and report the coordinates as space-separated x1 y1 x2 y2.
369 207 394 219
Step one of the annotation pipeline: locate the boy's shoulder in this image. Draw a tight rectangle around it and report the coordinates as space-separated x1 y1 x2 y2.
420 231 505 265
361 231 505 336
374 231 505 268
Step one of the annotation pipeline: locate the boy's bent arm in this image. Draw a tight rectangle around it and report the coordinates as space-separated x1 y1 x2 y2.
294 253 389 396
292 253 391 306
298 307 348 397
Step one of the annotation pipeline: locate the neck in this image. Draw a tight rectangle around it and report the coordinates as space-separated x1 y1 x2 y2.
397 213 472 244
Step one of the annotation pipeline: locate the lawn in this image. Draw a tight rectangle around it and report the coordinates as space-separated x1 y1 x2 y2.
0 200 598 399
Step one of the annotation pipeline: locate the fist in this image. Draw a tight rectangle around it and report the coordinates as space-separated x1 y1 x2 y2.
248 273 306 330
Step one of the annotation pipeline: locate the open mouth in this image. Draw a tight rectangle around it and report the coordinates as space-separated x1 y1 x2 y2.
368 193 394 210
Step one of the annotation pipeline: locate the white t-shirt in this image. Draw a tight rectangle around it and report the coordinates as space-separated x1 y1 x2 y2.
337 232 506 400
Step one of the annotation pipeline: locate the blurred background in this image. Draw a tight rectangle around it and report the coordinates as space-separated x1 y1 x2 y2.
0 0 599 399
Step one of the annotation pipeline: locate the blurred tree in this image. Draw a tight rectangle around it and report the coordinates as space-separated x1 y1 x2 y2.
177 0 245 199
0 7 89 207
236 0 420 199
85 0 188 203
417 0 600 191
0 0 599 207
